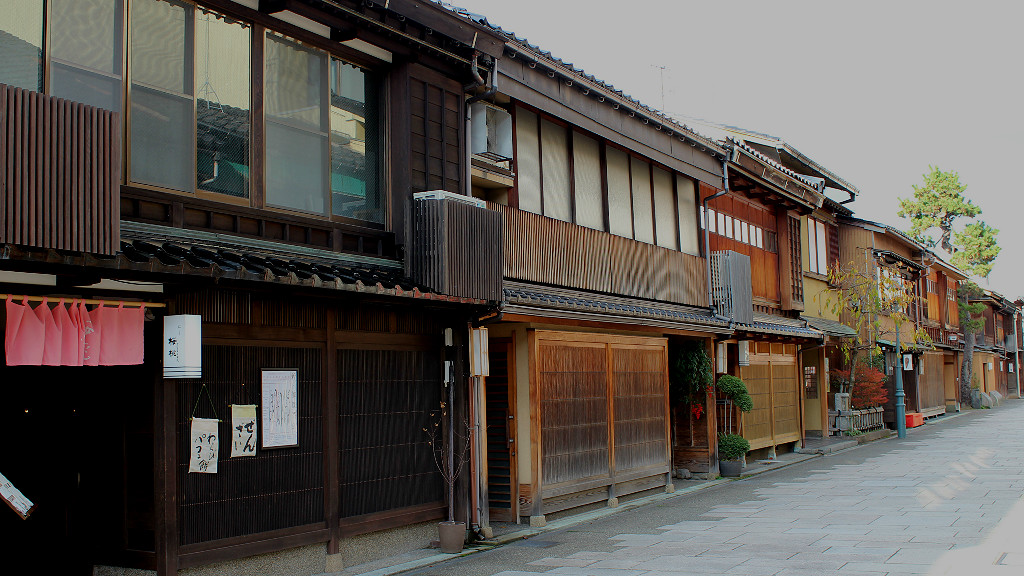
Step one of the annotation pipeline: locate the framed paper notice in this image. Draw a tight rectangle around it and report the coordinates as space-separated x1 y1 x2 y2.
261 370 298 448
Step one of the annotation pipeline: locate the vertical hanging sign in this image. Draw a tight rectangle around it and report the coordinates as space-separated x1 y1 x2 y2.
261 370 298 448
231 404 258 457
189 418 219 473
164 315 202 378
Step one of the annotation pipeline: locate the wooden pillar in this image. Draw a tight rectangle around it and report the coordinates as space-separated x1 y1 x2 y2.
820 344 829 437
324 308 340 554
706 338 719 474
527 330 544 523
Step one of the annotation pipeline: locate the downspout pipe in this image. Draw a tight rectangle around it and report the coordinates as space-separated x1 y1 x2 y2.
704 155 731 323
1014 308 1021 398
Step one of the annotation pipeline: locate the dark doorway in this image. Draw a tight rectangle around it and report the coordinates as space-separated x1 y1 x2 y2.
0 320 157 574
485 338 517 522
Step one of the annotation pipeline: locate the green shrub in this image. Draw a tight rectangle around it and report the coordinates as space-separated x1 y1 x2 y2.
717 375 754 412
718 433 750 461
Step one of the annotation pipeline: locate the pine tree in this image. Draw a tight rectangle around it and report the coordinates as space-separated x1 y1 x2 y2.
958 281 986 405
897 166 979 253
951 221 1001 279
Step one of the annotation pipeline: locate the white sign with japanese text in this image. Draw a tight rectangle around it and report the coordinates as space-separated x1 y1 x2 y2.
189 418 219 473
261 370 298 448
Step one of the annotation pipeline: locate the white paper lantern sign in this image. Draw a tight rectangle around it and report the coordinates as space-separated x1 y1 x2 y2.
164 315 202 378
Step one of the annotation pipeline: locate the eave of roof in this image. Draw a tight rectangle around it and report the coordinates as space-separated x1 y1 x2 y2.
436 3 728 158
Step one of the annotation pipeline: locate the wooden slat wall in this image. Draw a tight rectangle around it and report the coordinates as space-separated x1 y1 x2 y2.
177 345 325 546
611 346 668 473
738 343 800 451
409 67 463 194
739 363 773 450
337 348 444 518
702 186 780 304
0 83 120 254
920 352 946 416
492 203 707 307
539 342 610 485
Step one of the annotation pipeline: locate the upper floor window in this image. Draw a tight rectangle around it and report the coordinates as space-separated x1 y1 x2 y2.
806 217 829 275
0 0 384 226
513 105 699 254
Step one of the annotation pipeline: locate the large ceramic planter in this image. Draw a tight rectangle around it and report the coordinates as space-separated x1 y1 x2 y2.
438 521 466 553
720 459 743 478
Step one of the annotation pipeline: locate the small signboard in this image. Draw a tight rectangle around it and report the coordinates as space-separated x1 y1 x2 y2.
164 315 202 378
261 370 298 448
0 471 34 519
189 418 219 474
231 404 258 458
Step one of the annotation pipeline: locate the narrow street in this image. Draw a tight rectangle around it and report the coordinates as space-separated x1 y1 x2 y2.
406 402 1024 576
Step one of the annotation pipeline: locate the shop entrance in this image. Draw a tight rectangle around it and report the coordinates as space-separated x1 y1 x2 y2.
0 325 157 574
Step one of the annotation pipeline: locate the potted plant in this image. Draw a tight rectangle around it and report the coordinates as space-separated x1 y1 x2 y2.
716 375 753 434
718 433 750 477
425 398 471 553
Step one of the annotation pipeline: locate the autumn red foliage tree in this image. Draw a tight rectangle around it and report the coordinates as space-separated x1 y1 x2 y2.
831 365 889 409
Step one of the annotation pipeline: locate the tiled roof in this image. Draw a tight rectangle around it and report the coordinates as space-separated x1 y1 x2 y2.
504 283 731 330
734 318 823 339
730 139 822 191
434 2 727 157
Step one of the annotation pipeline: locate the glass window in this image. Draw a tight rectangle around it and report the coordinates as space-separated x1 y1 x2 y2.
330 58 380 222
265 33 327 214
195 8 251 198
0 0 45 91
49 0 124 112
130 0 193 192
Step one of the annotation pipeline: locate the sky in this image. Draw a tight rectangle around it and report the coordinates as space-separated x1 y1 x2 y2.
454 0 1024 297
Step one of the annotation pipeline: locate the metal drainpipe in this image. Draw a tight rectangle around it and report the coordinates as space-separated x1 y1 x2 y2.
704 155 731 322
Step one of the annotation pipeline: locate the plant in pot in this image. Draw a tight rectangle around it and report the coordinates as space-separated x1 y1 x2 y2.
425 398 471 553
715 375 753 477
718 433 750 477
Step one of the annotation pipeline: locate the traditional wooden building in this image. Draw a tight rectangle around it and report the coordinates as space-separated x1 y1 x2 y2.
665 119 833 456
0 1 507 575
918 256 967 414
968 290 1018 399
439 11 740 528
836 217 939 426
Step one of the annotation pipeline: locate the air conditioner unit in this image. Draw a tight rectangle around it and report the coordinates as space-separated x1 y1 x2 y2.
470 102 513 161
413 190 486 209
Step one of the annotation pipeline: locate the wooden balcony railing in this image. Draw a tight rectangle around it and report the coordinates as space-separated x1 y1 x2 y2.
1 84 120 255
489 203 708 307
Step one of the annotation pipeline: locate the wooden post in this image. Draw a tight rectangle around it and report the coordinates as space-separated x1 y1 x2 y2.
324 308 340 554
527 330 544 523
154 375 179 576
706 338 719 475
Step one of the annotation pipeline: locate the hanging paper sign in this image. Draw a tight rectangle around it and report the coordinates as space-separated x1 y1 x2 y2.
164 315 202 378
231 404 258 457
261 370 298 448
189 418 219 473
0 471 34 519
903 354 913 371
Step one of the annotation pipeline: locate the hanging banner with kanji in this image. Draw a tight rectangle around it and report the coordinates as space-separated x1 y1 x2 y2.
189 417 219 473
231 404 257 458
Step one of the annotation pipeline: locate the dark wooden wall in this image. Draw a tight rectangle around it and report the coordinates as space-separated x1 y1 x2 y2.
1 84 120 255
164 288 464 570
409 65 464 195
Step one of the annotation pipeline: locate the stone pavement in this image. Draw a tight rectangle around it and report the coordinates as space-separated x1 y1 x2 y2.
400 401 1024 576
